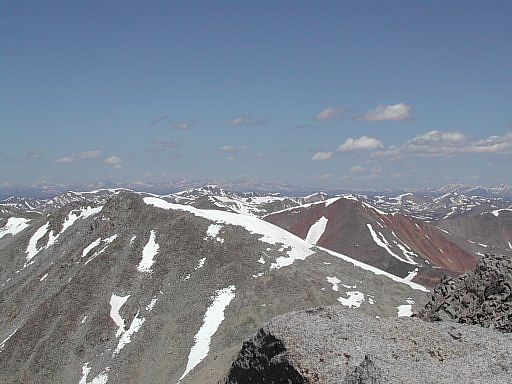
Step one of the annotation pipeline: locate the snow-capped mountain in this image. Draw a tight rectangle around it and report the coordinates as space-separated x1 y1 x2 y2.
1 184 511 383
0 192 426 384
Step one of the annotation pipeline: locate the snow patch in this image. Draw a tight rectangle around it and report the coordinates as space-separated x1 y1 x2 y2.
146 298 158 312
61 206 102 234
25 223 50 263
79 363 91 384
137 230 159 273
178 286 236 382
40 273 48 282
113 312 145 356
0 217 30 239
305 216 328 245
204 224 224 243
82 238 101 258
338 291 364 308
403 268 418 282
109 293 130 337
397 298 415 317
195 257 206 270
326 276 341 291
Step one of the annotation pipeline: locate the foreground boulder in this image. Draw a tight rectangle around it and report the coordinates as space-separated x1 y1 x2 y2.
418 253 512 332
224 306 512 383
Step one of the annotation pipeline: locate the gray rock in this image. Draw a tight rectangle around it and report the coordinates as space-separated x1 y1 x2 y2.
224 306 512 383
418 253 512 332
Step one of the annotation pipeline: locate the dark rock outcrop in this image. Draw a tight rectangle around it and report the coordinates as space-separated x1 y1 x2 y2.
418 253 512 333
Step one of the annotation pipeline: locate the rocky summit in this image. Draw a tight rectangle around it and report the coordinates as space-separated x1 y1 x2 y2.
224 306 512 384
418 253 512 332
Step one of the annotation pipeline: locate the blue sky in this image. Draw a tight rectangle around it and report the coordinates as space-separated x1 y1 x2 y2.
1 1 511 190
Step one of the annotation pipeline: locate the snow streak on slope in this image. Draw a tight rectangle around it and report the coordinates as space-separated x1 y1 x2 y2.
305 216 328 245
25 223 50 262
82 238 101 258
109 294 130 337
0 326 20 352
137 230 159 273
366 224 417 265
316 246 428 292
79 363 91 384
83 234 118 266
491 208 512 217
113 312 145 356
178 286 236 382
144 197 314 269
0 217 30 239
60 206 103 234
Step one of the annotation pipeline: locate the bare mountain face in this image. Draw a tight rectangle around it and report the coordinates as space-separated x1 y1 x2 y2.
0 192 427 384
263 197 479 287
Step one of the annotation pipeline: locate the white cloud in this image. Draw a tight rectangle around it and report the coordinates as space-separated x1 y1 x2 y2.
314 174 332 180
172 121 190 129
105 156 123 165
338 136 384 152
357 102 411 121
55 150 102 163
373 130 512 160
315 107 345 121
311 151 332 161
218 145 248 153
230 116 270 126
350 165 365 173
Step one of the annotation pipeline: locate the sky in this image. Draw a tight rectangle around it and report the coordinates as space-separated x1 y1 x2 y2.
1 1 511 191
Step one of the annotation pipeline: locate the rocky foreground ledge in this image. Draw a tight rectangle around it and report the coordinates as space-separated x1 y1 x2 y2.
223 305 512 384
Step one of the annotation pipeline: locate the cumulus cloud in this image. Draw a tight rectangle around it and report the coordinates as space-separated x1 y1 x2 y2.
55 150 102 163
315 107 345 121
357 102 411 121
150 115 192 129
350 165 366 173
105 156 123 166
373 130 512 160
172 121 191 130
218 145 248 153
338 136 384 152
230 116 270 127
311 151 333 161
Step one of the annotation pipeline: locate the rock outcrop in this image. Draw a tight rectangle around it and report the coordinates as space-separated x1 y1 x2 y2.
224 306 512 383
418 253 512 332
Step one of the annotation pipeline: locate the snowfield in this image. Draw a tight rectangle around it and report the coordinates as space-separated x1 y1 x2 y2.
0 217 30 239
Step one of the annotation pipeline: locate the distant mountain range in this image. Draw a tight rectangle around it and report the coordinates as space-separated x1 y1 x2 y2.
1 181 512 200
0 184 511 383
